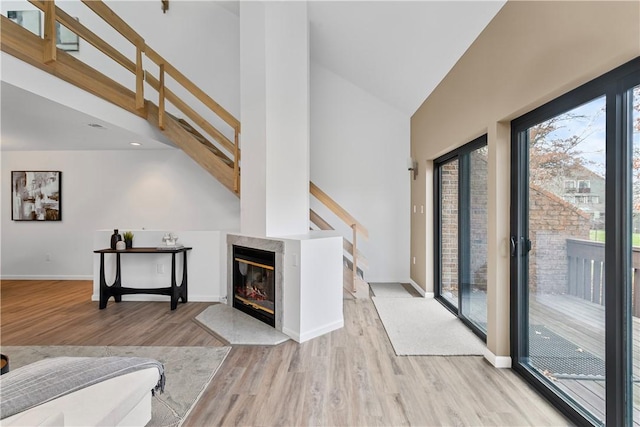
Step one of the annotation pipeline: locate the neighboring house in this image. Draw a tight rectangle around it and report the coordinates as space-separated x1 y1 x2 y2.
543 165 606 229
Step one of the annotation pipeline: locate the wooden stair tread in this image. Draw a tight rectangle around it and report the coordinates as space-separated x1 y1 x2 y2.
171 116 235 168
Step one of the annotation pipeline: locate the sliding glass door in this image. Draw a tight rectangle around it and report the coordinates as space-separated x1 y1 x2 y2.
435 136 488 337
511 59 639 426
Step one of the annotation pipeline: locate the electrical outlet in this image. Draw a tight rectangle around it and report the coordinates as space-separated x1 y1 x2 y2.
413 256 416 265
157 264 165 274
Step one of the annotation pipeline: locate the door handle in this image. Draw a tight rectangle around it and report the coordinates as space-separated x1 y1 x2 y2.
510 237 531 257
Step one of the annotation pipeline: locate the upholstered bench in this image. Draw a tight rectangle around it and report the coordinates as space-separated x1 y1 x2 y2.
0 357 164 427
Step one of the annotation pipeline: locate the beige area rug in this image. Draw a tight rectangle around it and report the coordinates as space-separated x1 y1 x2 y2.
0 345 231 427
372 297 486 356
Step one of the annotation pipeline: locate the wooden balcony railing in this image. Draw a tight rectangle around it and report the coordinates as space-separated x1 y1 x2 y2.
566 238 640 316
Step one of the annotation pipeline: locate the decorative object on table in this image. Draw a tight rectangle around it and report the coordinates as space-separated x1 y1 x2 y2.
123 231 134 249
115 240 126 250
157 232 183 250
1 354 9 375
110 229 122 249
162 232 179 246
11 171 61 221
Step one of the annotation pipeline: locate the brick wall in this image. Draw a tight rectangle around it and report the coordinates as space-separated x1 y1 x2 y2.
439 151 489 294
529 186 591 294
440 161 458 294
469 149 488 290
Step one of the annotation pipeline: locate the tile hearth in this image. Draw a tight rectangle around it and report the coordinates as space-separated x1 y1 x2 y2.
195 304 289 346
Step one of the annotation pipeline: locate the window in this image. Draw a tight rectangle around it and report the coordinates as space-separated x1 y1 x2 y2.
577 180 591 193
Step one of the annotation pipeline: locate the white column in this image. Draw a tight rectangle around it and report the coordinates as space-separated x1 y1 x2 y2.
240 1 310 237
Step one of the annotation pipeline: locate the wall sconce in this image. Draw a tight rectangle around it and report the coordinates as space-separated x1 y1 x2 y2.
407 157 418 180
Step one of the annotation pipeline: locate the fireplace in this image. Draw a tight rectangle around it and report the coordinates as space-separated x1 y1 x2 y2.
232 245 276 327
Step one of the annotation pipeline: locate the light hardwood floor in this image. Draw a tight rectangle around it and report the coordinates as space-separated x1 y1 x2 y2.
0 280 569 426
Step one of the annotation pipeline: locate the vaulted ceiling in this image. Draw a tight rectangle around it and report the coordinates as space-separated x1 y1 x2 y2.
1 1 505 151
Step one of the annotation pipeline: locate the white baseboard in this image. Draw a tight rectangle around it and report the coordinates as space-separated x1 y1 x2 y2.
284 319 344 343
1 275 93 280
282 327 300 342
484 348 512 368
408 279 430 297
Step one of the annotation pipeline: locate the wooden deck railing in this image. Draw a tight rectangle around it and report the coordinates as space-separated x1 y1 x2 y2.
26 0 241 194
566 238 640 316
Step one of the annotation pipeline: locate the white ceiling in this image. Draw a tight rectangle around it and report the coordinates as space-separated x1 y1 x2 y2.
308 1 505 115
0 1 505 151
0 82 174 151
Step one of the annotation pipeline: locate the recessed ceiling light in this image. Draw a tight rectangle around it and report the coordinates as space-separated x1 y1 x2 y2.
130 142 142 146
88 123 105 129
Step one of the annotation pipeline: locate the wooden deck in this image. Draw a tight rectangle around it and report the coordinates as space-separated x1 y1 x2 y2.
529 293 640 424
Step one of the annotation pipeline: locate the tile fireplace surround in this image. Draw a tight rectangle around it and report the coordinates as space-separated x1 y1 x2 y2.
226 232 344 343
227 234 284 332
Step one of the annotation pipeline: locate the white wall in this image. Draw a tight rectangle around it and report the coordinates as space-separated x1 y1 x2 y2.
310 62 411 282
1 150 239 279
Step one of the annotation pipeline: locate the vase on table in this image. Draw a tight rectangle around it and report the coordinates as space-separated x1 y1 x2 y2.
110 229 122 249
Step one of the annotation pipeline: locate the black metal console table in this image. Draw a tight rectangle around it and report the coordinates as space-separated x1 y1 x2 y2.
94 247 192 310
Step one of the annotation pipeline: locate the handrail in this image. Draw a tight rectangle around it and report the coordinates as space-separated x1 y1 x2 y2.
30 1 135 73
310 182 368 294
310 182 368 239
26 0 241 194
80 0 145 48
0 15 142 116
145 46 240 131
145 73 235 153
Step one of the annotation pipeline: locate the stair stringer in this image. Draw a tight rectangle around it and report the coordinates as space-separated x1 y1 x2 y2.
147 103 238 196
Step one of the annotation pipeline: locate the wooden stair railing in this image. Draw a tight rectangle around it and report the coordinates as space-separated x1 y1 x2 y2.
2 0 369 294
24 0 241 195
310 183 369 294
